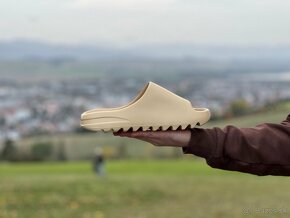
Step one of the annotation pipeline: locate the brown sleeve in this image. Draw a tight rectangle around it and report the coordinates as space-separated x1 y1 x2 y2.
183 114 290 176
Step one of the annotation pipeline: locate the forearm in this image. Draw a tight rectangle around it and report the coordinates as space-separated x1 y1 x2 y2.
183 115 290 176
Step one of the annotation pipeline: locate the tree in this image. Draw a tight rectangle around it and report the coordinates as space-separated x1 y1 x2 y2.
227 99 251 117
31 142 53 161
1 139 16 161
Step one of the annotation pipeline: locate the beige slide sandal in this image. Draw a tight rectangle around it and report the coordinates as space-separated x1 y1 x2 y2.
80 82 210 132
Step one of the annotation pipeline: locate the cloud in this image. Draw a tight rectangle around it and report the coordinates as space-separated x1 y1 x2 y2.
1 0 290 45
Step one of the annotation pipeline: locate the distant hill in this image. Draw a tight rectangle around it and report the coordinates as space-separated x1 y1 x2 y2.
0 40 124 61
1 40 290 81
1 40 290 63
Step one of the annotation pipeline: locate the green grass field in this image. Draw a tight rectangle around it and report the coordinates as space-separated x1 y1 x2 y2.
1 160 290 218
1 107 290 218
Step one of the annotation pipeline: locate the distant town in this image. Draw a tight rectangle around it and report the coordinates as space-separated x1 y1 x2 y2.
1 68 290 144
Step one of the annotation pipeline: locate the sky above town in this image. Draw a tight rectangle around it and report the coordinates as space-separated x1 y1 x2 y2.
0 0 290 47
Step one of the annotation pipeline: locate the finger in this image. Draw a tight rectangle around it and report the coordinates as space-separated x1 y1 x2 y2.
114 130 156 138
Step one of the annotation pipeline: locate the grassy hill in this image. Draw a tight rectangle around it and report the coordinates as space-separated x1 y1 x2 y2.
205 110 289 128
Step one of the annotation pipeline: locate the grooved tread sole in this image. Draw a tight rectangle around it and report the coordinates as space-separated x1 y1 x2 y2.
94 122 200 133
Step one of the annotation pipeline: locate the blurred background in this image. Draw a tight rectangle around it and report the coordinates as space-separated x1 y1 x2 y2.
0 0 290 217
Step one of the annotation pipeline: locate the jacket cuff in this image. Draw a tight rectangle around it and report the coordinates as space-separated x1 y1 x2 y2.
182 128 217 159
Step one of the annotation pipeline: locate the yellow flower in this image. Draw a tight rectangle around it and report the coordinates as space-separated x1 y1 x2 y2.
68 201 80 209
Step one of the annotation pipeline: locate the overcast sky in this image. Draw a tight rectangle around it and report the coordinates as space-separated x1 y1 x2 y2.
0 0 290 47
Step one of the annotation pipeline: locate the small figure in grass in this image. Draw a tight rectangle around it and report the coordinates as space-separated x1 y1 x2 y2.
93 147 105 176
